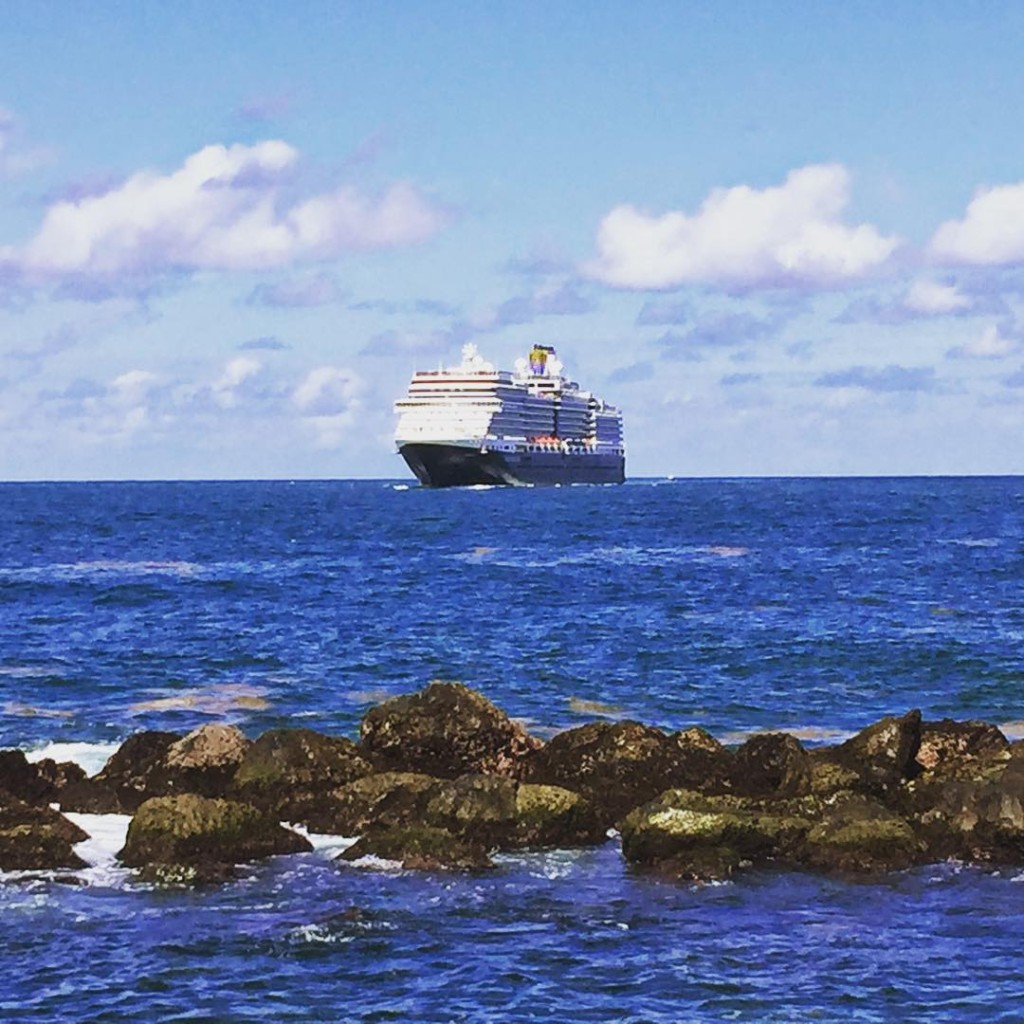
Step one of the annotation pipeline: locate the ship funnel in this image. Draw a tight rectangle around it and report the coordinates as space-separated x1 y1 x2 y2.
529 344 555 375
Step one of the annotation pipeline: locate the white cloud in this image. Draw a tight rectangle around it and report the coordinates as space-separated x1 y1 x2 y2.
930 183 1024 265
110 369 159 404
947 323 1018 360
585 164 898 290
903 279 971 315
212 357 262 408
11 141 447 281
292 366 364 447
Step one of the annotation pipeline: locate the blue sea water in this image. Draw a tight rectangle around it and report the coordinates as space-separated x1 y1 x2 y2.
2 477 1024 1022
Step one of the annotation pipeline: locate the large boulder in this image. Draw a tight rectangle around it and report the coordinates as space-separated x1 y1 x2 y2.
914 719 1010 776
0 750 57 806
359 682 539 779
159 724 251 798
810 710 921 800
302 772 444 836
620 789 820 881
526 721 733 826
339 826 493 872
118 794 312 875
796 794 923 874
510 784 606 849
730 733 812 798
901 747 1024 863
0 795 89 871
63 730 183 813
232 728 373 821
423 774 606 850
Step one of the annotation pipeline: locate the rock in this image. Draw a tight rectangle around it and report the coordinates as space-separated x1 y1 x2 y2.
89 731 183 812
421 773 606 850
620 789 819 881
338 826 493 871
731 733 811 798
796 794 923 873
137 861 239 885
811 710 921 799
901 748 1024 863
424 774 517 843
359 682 539 779
301 772 444 835
232 728 373 821
0 796 89 871
526 720 733 826
0 750 54 805
511 783 606 849
915 719 1010 776
57 779 123 814
118 794 312 872
160 724 251 798
34 758 87 794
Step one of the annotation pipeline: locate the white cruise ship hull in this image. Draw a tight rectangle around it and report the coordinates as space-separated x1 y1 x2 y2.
398 443 625 488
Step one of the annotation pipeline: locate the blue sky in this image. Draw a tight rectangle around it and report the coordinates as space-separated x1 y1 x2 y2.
4 1 1024 478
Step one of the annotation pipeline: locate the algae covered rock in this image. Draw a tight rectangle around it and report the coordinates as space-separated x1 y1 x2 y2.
620 789 820 881
0 749 65 806
302 771 444 836
796 794 923 874
423 773 518 844
118 794 311 872
0 796 89 871
811 710 921 799
77 730 183 813
232 728 373 821
359 682 539 779
526 720 732 826
511 783 606 849
902 747 1024 863
338 825 493 872
731 733 811 798
914 719 1010 776
422 774 606 850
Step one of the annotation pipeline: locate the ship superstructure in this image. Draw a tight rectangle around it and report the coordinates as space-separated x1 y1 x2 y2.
394 343 625 487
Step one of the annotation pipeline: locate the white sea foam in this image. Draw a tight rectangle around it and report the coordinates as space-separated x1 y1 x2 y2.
25 741 118 776
287 825 358 858
342 854 404 872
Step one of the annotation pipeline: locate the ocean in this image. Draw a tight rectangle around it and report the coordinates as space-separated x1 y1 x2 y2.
2 477 1024 1022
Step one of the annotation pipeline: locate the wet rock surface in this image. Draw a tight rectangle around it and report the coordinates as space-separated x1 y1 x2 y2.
525 720 733 826
8 683 1024 884
232 728 373 822
339 826 493 872
118 794 312 874
359 681 540 779
0 794 89 871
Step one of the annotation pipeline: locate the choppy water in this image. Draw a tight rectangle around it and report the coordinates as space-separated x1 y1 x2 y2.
2 478 1024 1021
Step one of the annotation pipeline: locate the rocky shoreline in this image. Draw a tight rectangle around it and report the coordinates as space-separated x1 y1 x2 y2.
1 682 1022 883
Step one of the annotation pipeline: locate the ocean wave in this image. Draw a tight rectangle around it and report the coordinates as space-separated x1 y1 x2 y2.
26 741 119 775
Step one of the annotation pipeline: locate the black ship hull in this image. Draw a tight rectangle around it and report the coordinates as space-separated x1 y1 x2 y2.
398 443 625 488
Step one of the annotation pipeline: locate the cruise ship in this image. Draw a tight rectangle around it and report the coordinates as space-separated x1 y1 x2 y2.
394 344 625 487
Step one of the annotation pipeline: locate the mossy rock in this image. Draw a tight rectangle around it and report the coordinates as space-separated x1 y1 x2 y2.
232 728 373 820
620 789 820 880
339 825 493 871
118 794 311 869
0 798 89 871
797 795 923 873
301 772 443 835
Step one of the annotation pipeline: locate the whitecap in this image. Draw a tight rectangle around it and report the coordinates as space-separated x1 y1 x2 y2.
286 825 358 858
342 854 404 872
26 741 119 776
